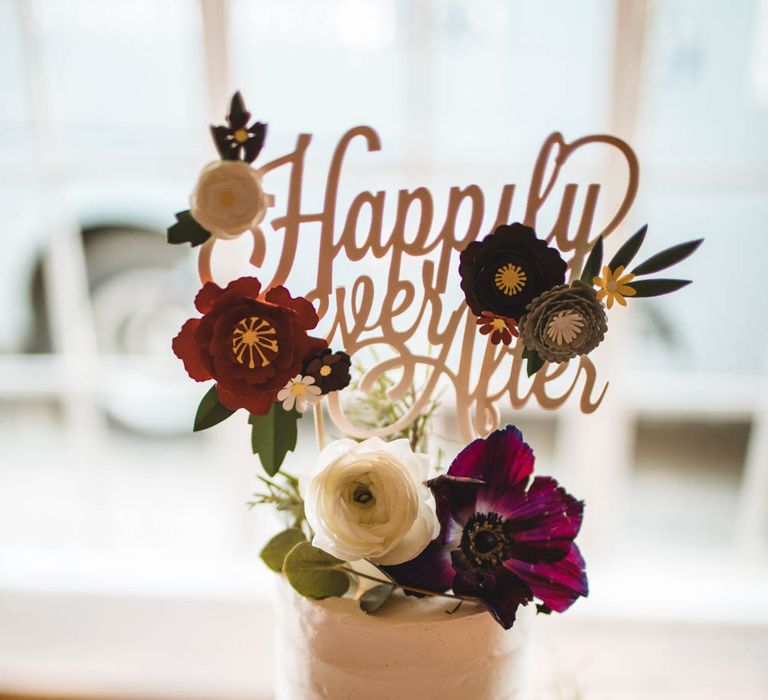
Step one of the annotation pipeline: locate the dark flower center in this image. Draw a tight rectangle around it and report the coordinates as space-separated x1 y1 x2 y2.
231 316 279 369
460 512 512 570
353 485 374 505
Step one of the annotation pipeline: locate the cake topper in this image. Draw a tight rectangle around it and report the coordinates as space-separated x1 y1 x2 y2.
168 92 700 626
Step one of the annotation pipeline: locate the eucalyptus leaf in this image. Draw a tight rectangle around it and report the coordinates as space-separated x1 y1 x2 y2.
630 278 692 297
631 239 703 276
249 403 300 476
193 385 235 432
282 542 350 599
608 224 647 271
167 210 211 247
260 528 307 573
579 235 604 284
522 346 545 377
359 584 396 614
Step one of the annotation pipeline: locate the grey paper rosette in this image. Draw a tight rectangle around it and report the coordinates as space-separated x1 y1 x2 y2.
519 280 607 363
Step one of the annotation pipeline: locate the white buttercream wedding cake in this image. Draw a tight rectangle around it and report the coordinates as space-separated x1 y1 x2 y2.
273 580 534 700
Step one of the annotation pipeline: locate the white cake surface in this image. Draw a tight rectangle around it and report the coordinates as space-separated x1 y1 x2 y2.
273 578 534 700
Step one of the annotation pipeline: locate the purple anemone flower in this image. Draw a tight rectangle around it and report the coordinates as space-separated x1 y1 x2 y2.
383 425 588 629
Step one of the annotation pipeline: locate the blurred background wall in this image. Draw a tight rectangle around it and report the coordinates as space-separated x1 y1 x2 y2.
0 1 767 698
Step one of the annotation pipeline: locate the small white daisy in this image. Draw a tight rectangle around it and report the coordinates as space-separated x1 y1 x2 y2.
277 374 322 412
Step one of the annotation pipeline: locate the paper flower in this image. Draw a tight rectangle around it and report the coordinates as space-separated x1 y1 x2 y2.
594 265 636 309
277 375 322 412
210 91 267 163
301 437 440 566
190 160 268 239
172 277 327 416
383 426 587 629
476 311 519 346
518 281 607 363
459 223 567 321
303 349 352 394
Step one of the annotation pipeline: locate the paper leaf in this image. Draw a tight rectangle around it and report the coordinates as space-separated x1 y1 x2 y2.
260 528 307 573
282 542 350 599
579 235 604 284
631 239 703 276
630 279 692 297
522 346 545 377
359 583 396 614
608 224 648 271
194 385 235 432
249 403 300 476
167 210 211 247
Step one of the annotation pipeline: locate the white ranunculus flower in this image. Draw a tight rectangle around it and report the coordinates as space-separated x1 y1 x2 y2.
190 160 267 239
301 437 440 566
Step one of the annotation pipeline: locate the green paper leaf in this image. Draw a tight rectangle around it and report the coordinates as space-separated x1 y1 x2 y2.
608 224 648 271
631 239 703 276
167 210 211 247
522 346 545 377
282 542 350 599
579 235 604 284
359 583 396 614
630 279 692 297
194 385 235 432
249 403 301 476
260 528 307 573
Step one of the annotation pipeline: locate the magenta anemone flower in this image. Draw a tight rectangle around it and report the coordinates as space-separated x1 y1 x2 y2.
383 426 587 628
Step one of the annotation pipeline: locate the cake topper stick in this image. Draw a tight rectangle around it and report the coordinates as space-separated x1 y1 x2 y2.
313 401 327 451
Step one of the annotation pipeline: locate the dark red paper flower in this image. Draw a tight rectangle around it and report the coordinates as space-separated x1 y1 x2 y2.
383 426 587 629
172 276 327 415
476 311 519 346
459 223 567 321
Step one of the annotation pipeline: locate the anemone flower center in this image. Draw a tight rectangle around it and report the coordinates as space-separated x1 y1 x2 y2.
460 512 512 570
319 365 332 377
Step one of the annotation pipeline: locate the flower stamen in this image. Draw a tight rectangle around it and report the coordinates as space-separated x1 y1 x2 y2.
232 316 279 369
460 512 512 570
494 263 527 296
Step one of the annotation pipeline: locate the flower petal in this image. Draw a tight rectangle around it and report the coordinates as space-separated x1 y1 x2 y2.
172 319 212 381
381 538 455 595
448 425 534 495
452 568 532 630
500 476 584 562
503 543 588 613
194 282 225 314
265 286 320 330
216 383 276 415
427 475 483 532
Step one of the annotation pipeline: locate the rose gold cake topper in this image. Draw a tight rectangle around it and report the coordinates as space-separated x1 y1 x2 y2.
193 125 639 443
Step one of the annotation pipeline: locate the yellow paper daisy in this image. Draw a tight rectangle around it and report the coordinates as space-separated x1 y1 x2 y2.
593 265 636 309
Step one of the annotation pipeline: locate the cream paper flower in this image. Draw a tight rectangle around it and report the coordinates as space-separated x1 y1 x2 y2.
276 375 322 413
300 437 440 566
190 160 267 239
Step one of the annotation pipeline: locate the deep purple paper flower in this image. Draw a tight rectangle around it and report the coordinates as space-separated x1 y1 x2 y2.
210 92 267 164
383 426 588 629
